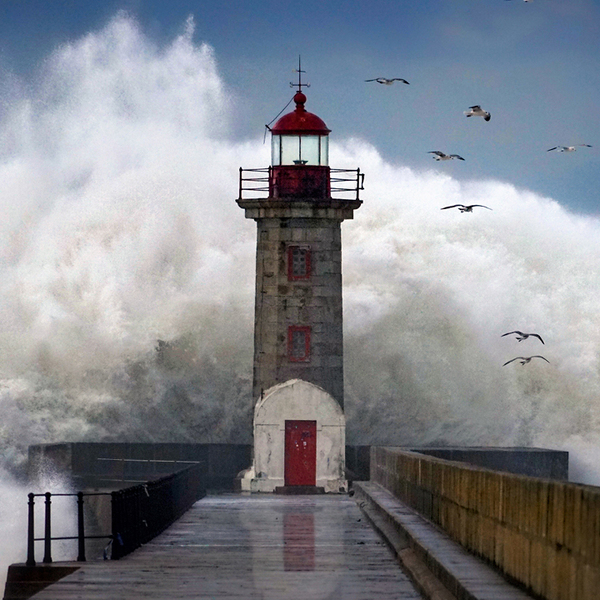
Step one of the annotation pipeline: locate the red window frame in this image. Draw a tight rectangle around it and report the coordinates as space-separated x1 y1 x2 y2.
287 246 311 281
288 326 311 362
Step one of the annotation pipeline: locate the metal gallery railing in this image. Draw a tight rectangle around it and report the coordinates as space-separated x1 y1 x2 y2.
26 463 206 564
238 166 365 201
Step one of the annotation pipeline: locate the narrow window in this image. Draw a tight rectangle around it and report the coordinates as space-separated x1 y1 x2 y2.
288 246 311 280
288 326 311 362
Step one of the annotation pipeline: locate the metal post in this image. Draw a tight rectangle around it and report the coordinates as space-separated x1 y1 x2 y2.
111 491 121 560
77 492 86 562
26 493 36 567
42 492 52 563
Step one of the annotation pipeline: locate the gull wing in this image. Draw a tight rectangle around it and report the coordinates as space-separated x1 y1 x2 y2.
532 355 550 363
441 204 464 210
530 334 545 344
471 205 492 210
450 155 465 161
503 357 525 366
501 331 525 337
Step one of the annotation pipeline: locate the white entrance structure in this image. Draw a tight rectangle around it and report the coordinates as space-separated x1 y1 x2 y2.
240 379 347 493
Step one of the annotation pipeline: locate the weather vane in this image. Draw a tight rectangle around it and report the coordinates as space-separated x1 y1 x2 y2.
290 56 310 92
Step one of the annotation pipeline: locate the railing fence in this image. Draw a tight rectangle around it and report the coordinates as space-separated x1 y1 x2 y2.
238 166 364 200
26 462 205 565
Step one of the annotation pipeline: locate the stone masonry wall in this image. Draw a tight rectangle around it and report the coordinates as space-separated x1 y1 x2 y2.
371 446 600 600
253 216 344 407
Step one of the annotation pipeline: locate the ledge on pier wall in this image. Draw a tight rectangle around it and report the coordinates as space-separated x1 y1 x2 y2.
371 446 600 600
346 445 568 482
415 446 569 480
28 443 251 491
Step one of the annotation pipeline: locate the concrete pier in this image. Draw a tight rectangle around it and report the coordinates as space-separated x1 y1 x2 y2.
24 494 425 599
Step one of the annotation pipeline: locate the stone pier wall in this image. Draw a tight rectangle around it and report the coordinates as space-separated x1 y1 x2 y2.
371 446 600 600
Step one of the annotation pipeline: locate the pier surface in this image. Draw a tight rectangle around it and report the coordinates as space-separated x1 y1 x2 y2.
29 494 425 599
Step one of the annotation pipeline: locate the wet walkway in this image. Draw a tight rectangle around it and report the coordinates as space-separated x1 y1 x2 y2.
30 494 425 599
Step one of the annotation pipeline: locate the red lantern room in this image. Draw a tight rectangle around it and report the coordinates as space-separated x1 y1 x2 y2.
268 91 331 198
237 66 363 203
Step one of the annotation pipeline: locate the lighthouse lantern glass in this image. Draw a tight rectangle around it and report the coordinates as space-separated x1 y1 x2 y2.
271 134 329 167
300 136 319 165
271 135 281 166
320 136 329 165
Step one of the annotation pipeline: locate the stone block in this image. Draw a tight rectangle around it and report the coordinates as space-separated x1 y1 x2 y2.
312 285 338 298
258 341 279 357
548 482 566 547
324 355 343 368
577 564 600 600
290 228 306 242
563 484 583 555
581 489 600 563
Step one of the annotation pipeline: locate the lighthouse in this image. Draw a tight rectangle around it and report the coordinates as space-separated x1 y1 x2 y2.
237 72 363 493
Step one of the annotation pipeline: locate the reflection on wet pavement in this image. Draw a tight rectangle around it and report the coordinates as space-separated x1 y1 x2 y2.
31 494 425 600
284 513 315 571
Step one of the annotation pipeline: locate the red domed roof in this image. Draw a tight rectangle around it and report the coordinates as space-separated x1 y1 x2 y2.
271 92 331 135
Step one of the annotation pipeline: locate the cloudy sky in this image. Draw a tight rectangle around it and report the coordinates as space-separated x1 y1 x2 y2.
1 0 598 213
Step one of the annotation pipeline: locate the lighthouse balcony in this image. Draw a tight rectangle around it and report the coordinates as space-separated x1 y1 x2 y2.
238 166 364 202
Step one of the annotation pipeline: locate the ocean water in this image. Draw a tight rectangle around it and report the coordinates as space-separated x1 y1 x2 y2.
2 13 600 579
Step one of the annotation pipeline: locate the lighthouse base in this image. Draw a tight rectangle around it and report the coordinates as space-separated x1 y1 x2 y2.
244 379 347 494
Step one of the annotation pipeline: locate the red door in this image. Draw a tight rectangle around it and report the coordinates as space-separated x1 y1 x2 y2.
284 420 317 486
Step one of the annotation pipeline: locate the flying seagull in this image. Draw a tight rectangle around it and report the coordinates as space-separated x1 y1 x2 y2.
365 78 410 85
428 151 465 161
503 356 550 366
441 204 492 212
547 144 592 152
501 331 545 344
464 105 491 121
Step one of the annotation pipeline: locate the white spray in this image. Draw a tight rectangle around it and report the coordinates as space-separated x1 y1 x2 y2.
1 13 600 579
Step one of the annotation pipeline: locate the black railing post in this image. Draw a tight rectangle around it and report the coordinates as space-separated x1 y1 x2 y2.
111 490 121 560
42 492 52 563
239 167 243 200
26 493 36 567
77 491 86 562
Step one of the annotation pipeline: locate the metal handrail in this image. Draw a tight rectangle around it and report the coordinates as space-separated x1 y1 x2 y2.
110 463 205 559
26 491 111 566
25 463 206 565
92 457 205 484
96 458 202 464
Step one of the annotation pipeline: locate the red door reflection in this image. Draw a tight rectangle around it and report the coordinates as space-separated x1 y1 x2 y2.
284 513 315 571
284 420 317 486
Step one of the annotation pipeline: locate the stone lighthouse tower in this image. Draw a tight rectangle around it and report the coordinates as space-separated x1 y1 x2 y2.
237 75 363 492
